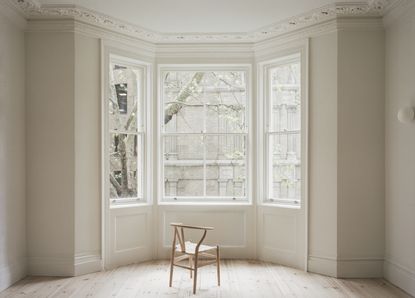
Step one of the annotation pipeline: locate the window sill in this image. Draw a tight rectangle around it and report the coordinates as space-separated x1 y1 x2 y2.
259 202 301 209
157 201 252 207
110 202 151 209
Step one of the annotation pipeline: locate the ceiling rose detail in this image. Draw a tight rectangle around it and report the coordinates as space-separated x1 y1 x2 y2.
11 0 397 43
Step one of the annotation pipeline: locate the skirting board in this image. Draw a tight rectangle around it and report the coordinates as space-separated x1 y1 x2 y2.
0 259 26 292
384 259 415 297
74 254 102 276
308 256 383 278
308 256 337 277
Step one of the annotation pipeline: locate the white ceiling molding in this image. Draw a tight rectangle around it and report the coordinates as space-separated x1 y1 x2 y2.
10 0 399 43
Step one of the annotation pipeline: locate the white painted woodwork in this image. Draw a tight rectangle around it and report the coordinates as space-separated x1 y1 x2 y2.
157 205 255 260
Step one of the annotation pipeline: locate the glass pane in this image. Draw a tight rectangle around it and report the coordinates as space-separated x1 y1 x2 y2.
269 134 300 201
163 71 247 133
164 164 204 197
204 71 247 133
109 133 140 199
163 135 204 197
163 135 204 161
109 62 142 132
270 62 300 132
206 163 246 197
205 135 246 197
205 135 246 160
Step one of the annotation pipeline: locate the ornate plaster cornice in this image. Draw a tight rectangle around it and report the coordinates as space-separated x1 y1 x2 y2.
10 0 398 43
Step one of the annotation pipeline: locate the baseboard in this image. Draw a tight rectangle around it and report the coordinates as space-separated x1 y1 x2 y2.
384 259 415 297
308 256 338 277
308 256 384 278
74 254 102 276
28 256 74 276
337 258 383 278
0 258 26 292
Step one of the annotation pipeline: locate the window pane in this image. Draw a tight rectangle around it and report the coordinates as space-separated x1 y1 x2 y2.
205 135 246 161
164 135 204 197
109 62 142 132
204 71 247 133
205 135 246 197
163 71 247 133
164 164 204 197
109 133 140 199
268 59 301 203
270 62 300 132
164 135 204 161
206 164 246 197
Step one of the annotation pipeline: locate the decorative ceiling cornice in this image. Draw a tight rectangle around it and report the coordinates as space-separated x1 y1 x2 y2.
10 0 398 43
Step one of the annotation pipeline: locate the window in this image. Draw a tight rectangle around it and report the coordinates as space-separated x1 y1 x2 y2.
108 56 145 204
265 55 302 205
160 67 250 202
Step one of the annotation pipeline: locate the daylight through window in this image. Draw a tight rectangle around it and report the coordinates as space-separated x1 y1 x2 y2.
266 57 301 205
108 58 144 203
161 69 249 201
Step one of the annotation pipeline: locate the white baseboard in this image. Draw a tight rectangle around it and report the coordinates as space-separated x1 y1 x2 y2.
384 259 415 297
308 256 384 278
74 254 102 276
308 256 338 277
28 256 74 276
0 258 26 292
337 258 383 278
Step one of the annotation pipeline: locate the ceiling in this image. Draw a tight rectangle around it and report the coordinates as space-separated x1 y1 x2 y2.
36 0 362 34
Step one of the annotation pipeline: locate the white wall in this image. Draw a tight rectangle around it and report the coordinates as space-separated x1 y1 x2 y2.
308 27 385 278
0 4 27 292
384 3 415 296
337 28 385 277
308 32 339 276
26 31 75 276
74 33 102 275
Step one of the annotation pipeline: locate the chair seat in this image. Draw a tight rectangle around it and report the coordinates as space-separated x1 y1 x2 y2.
176 241 216 255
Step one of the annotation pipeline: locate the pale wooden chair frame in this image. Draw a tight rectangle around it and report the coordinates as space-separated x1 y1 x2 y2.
169 223 220 294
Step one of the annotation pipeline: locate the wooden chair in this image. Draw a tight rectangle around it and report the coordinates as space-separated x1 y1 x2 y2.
169 223 220 294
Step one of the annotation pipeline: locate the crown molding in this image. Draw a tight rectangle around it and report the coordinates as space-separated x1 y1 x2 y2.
10 0 394 44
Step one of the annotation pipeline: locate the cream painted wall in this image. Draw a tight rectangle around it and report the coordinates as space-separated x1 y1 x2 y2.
337 28 385 277
74 33 102 275
384 3 415 296
0 6 26 292
26 32 75 276
308 28 385 278
308 32 339 276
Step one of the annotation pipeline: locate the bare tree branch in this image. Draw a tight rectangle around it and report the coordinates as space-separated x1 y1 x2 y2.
164 72 204 124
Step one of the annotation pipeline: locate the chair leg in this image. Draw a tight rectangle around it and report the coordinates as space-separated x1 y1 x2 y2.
193 254 198 294
169 250 175 287
216 246 221 286
189 256 193 278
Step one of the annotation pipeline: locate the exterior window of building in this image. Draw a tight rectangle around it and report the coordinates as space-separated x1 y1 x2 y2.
161 68 249 201
108 58 144 203
266 57 301 205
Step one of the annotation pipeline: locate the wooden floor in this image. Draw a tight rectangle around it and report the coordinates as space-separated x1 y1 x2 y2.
0 260 411 298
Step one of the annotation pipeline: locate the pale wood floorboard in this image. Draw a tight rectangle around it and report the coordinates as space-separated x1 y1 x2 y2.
0 260 411 298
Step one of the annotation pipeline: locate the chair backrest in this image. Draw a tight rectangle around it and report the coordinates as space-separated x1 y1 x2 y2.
170 223 214 253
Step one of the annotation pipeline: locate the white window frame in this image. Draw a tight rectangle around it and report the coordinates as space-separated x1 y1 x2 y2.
158 64 252 203
258 46 308 208
103 53 152 206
